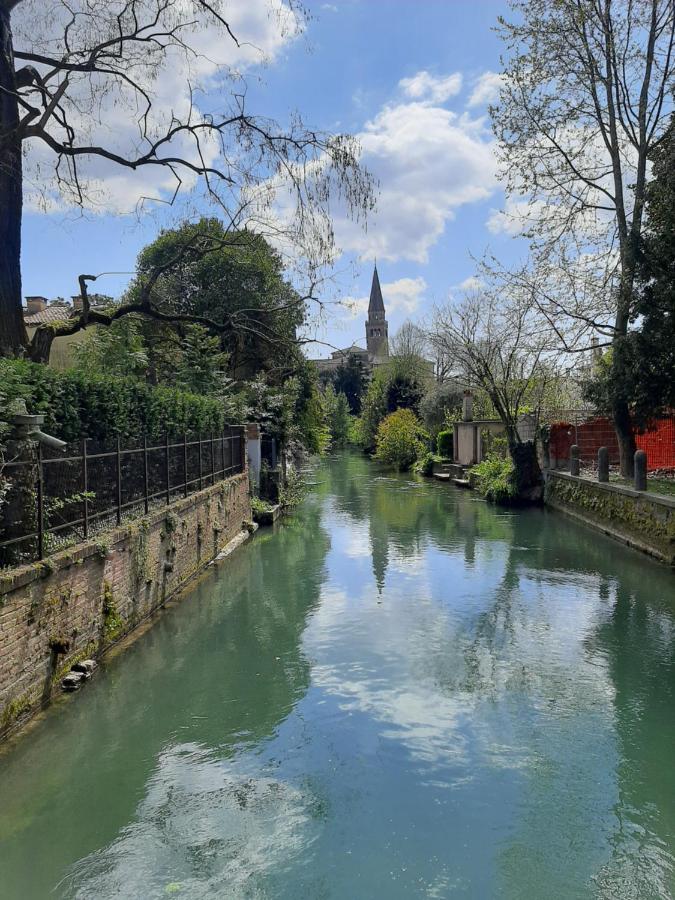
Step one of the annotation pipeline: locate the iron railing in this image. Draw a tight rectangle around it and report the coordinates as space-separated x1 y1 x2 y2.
0 426 245 566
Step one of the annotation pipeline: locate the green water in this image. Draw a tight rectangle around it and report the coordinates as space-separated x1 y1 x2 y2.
1 453 674 899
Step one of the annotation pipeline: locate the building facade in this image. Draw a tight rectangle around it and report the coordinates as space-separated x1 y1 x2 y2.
312 265 390 376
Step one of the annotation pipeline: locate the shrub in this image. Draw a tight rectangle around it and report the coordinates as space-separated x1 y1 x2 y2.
415 452 437 476
374 409 428 471
470 454 516 504
436 429 453 458
0 358 225 442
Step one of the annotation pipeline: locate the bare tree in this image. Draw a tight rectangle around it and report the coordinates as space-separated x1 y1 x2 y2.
0 0 374 359
389 320 427 360
493 0 675 475
432 290 559 501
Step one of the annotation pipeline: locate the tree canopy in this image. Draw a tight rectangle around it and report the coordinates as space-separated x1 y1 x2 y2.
129 220 305 378
585 113 675 425
0 0 374 359
492 0 675 474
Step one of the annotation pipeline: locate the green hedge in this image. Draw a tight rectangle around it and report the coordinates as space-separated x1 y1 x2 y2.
436 429 453 457
0 359 225 442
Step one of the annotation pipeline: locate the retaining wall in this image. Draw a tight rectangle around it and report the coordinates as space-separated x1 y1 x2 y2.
545 471 675 565
0 474 251 738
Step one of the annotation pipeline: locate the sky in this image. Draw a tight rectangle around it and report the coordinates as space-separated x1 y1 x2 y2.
20 0 525 358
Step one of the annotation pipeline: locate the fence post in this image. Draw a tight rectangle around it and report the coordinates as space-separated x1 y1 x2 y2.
143 435 149 515
210 431 215 485
597 446 609 483
198 431 203 491
36 443 44 560
116 436 122 525
82 437 89 540
183 433 189 497
570 444 580 477
634 450 647 491
165 433 171 505
222 429 227 477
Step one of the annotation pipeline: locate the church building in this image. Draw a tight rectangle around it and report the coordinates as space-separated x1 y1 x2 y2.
312 265 390 375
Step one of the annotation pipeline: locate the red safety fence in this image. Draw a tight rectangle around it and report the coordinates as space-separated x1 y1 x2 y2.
549 415 675 470
635 417 675 468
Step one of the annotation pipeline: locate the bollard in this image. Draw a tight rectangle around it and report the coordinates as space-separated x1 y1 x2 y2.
597 446 609 483
634 449 647 491
570 444 580 476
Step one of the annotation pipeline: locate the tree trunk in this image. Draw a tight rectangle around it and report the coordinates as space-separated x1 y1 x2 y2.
509 441 543 505
0 5 27 358
612 394 636 478
25 325 56 364
612 281 637 478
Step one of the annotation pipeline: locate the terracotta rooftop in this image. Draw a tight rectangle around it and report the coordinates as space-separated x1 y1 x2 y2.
23 305 74 326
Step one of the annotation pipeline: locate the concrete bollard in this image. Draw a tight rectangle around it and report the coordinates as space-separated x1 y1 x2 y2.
634 449 647 491
570 444 580 476
597 446 609 483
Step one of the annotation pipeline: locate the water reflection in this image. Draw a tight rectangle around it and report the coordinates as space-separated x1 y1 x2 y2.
0 453 672 899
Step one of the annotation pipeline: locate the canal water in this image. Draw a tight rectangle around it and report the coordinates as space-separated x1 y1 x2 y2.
0 453 674 899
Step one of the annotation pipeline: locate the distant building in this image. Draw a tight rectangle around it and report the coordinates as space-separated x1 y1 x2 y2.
23 295 104 370
312 265 390 376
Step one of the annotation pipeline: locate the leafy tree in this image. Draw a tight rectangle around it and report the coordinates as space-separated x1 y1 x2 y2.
492 0 675 475
332 355 368 415
324 385 351 449
586 113 675 425
356 370 388 453
419 382 463 443
0 1 373 360
374 409 428 472
74 316 149 382
131 222 305 378
294 361 329 455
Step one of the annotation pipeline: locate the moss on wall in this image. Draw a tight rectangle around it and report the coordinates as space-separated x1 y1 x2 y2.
546 474 675 564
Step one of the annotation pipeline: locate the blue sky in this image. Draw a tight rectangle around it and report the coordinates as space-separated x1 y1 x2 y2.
21 0 524 357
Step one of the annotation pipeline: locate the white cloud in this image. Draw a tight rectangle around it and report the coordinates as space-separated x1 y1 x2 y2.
456 275 485 292
18 0 302 215
399 70 463 104
340 276 427 319
467 71 504 107
335 103 497 262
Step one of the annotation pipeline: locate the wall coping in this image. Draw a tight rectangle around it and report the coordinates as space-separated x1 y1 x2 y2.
0 473 247 598
546 469 675 510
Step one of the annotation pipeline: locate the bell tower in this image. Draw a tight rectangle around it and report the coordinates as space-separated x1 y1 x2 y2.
365 264 389 358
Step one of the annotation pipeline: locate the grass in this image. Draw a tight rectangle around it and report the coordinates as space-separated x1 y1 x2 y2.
608 474 675 497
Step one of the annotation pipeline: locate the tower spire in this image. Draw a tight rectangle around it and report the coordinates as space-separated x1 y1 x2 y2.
366 263 388 357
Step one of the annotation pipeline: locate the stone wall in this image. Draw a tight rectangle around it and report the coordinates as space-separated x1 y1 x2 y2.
545 471 675 565
0 474 251 738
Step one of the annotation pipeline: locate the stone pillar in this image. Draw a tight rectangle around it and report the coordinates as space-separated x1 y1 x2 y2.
570 444 580 476
462 391 473 422
597 446 609 483
246 423 261 491
634 449 647 491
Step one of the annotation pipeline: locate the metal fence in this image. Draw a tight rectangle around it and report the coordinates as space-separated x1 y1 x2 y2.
0 426 245 566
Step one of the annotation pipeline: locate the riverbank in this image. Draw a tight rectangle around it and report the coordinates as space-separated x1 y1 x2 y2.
430 459 675 566
0 473 251 740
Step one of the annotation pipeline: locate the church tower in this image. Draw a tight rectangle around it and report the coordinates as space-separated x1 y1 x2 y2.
365 264 389 358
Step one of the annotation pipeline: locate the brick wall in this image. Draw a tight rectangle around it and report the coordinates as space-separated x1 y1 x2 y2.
0 474 250 738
